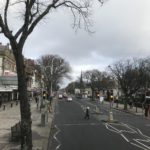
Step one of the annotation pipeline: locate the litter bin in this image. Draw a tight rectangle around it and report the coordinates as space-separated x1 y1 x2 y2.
41 113 46 126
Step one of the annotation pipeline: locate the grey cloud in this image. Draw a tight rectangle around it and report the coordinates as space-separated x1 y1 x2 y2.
1 0 150 86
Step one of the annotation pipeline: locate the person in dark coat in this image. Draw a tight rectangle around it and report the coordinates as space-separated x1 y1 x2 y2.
84 107 90 120
144 104 149 117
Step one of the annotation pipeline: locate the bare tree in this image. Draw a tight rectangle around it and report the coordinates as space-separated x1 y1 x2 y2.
83 69 115 100
108 58 150 110
65 81 80 94
0 0 104 149
83 69 101 100
36 54 71 96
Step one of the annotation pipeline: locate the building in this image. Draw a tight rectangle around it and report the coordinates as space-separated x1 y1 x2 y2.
0 43 16 76
0 76 18 102
0 43 41 102
0 43 17 102
24 58 41 97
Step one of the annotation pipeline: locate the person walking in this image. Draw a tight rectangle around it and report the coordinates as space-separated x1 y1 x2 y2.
35 95 38 103
144 104 149 117
84 107 90 120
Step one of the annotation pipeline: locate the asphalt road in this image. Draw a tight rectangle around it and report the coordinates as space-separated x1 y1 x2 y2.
48 97 150 150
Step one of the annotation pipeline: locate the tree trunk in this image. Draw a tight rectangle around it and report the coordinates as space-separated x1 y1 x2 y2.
14 48 32 150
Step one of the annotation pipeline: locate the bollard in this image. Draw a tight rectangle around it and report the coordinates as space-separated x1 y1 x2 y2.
95 106 100 113
16 100 18 105
11 102 13 107
41 113 46 126
3 104 5 110
46 111 48 123
108 110 113 122
37 103 39 109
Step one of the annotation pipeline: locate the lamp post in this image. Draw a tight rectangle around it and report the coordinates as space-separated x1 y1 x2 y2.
40 58 55 126
116 79 119 108
108 65 114 122
43 57 55 97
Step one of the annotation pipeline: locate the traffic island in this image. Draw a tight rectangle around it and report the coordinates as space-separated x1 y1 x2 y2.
101 111 118 123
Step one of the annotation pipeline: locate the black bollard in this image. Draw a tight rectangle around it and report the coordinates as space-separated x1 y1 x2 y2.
11 102 13 107
0 101 2 108
37 103 39 109
3 104 5 110
16 100 18 105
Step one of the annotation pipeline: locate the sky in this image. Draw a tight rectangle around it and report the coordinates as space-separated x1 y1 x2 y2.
0 0 150 87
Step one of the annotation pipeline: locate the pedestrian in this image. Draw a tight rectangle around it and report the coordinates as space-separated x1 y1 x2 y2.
144 104 149 117
84 107 90 120
35 95 38 103
129 99 133 109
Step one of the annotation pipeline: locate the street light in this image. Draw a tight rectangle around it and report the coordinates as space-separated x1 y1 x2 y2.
40 58 55 126
108 65 114 122
43 57 55 97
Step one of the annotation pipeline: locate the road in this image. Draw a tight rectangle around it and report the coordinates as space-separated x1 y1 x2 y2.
48 97 150 150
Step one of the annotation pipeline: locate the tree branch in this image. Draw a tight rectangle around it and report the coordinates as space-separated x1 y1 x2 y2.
4 0 10 30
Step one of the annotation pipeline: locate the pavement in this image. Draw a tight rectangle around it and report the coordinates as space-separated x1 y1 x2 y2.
85 98 150 119
98 99 150 119
0 98 56 150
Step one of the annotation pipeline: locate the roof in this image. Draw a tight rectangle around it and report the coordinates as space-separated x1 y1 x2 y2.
0 76 18 86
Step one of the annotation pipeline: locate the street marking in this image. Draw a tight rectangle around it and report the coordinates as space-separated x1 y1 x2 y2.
105 122 150 150
105 123 120 133
131 142 147 150
53 125 61 150
121 133 129 142
135 139 150 150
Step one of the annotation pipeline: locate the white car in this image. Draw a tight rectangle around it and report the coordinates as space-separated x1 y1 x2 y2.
58 94 63 99
67 97 72 102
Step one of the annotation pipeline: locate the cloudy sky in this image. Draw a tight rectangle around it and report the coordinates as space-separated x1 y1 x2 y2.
0 0 150 87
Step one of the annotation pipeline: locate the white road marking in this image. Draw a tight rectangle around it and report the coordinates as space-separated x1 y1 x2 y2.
105 122 150 150
121 134 129 142
120 123 137 133
135 139 150 150
53 125 61 150
136 128 150 139
105 123 120 133
131 142 147 150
